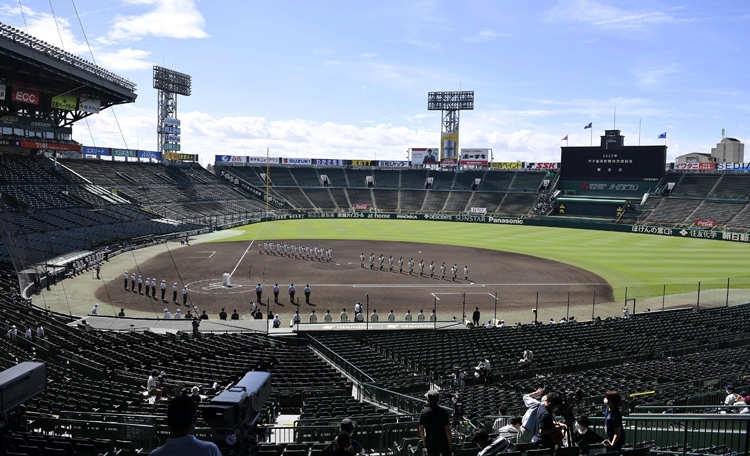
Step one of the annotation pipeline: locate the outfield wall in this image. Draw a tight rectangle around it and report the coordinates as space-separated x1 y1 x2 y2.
264 211 750 244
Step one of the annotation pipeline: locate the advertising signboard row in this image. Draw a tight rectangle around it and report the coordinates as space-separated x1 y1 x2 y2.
82 146 161 159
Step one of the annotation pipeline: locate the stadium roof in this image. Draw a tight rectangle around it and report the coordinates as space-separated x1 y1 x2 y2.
0 22 137 128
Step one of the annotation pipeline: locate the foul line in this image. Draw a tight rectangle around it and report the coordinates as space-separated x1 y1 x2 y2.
229 224 266 278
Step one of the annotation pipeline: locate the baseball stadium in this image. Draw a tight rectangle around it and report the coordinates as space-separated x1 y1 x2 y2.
2 19 750 456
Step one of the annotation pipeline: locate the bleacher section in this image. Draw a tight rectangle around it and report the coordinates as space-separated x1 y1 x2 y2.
210 166 548 215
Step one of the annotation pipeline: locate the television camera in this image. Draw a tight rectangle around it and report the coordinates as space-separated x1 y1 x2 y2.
202 371 271 456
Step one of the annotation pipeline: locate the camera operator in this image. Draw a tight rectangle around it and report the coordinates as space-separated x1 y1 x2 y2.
151 396 221 456
531 392 566 451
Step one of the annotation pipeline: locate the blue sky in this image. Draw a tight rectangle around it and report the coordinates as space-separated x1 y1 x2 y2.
1 0 749 164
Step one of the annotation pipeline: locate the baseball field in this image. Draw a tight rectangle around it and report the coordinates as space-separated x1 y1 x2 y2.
47 219 750 325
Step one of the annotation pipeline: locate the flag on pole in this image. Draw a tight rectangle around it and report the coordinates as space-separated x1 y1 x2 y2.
584 122 592 129
658 132 667 139
561 135 568 141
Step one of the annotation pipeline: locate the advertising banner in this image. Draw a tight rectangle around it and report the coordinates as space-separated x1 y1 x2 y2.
411 148 440 165
83 146 110 156
281 157 312 165
112 148 137 157
163 118 181 126
460 149 490 166
379 160 410 168
490 162 524 170
216 155 247 164
440 132 458 165
470 207 487 214
165 152 197 161
0 81 5 101
164 143 181 151
163 126 181 135
673 162 715 171
695 219 717 228
12 81 40 105
16 140 81 151
79 96 100 113
51 94 77 111
313 158 345 166
353 204 371 210
347 159 379 167
164 134 181 143
524 162 560 170
138 150 161 160
716 162 750 171
247 156 281 164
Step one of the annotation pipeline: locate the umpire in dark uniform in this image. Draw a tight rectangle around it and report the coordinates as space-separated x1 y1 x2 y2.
273 284 280 303
289 284 296 304
256 284 263 303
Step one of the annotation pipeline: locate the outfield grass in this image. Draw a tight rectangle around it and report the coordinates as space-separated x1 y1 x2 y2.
214 219 750 301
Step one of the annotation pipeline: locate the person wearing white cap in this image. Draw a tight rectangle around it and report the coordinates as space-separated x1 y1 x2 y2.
164 309 171 319
172 283 178 302
160 280 167 301
91 303 99 315
7 325 18 342
123 271 129 290
174 308 182 319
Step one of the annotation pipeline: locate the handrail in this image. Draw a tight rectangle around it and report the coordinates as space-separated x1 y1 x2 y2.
307 334 374 383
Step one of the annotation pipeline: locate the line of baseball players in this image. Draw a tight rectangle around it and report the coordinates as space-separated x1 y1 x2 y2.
122 271 189 306
259 242 333 262
360 253 469 281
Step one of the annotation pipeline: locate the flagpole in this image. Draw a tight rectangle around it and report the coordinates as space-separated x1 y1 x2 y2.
613 106 616 129
639 119 641 146
590 126 593 146
567 135 569 147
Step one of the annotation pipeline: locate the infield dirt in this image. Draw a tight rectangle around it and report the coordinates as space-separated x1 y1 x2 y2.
91 239 613 324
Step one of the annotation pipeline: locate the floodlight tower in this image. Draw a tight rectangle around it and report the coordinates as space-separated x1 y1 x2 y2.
427 91 474 166
153 66 191 159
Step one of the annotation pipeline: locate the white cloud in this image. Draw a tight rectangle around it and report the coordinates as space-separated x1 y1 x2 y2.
463 29 507 42
546 0 688 31
107 0 209 42
81 106 571 165
97 48 153 71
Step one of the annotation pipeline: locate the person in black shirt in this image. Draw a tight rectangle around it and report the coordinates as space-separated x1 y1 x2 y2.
231 309 240 320
573 415 604 455
532 392 565 451
219 308 228 320
419 390 452 456
323 431 355 456
604 391 625 452
472 307 481 327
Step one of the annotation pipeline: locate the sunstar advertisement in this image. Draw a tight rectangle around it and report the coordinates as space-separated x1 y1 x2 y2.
440 131 458 166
